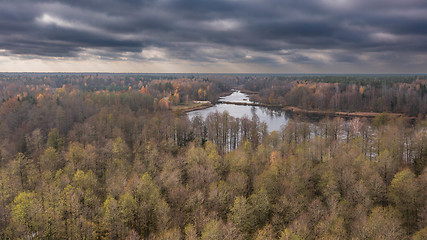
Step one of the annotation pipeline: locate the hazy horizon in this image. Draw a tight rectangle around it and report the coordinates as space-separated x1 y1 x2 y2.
1 72 427 76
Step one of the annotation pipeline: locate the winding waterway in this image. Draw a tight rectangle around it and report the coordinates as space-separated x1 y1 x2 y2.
187 90 289 132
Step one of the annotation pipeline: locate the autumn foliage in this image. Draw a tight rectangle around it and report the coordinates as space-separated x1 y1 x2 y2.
0 74 426 239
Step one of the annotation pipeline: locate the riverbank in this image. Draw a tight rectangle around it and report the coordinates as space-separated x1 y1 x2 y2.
283 106 413 119
218 101 282 108
235 88 258 94
173 102 213 113
218 91 234 98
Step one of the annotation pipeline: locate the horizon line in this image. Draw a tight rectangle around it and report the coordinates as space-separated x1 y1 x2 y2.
1 72 427 75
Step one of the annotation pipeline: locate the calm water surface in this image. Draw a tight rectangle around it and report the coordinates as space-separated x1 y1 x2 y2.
188 91 289 132
218 90 253 103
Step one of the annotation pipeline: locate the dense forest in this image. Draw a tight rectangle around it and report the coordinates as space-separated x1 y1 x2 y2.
244 75 427 116
0 73 426 239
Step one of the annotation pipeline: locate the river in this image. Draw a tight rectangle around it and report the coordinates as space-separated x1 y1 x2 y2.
187 90 289 132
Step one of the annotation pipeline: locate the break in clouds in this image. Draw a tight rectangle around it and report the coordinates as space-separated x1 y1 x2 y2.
1 0 427 72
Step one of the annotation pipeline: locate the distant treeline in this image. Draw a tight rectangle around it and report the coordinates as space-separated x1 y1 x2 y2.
243 75 427 116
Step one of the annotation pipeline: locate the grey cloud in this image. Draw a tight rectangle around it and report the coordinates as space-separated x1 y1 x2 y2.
0 0 427 71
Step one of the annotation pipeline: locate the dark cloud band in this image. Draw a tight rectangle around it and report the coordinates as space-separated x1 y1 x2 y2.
0 0 427 70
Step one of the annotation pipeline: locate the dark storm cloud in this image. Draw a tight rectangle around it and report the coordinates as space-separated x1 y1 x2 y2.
1 0 427 68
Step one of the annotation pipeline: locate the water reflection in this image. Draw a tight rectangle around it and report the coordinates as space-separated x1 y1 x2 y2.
188 91 289 132
218 90 253 103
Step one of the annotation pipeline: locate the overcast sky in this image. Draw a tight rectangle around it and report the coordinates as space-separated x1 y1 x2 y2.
1 0 427 73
